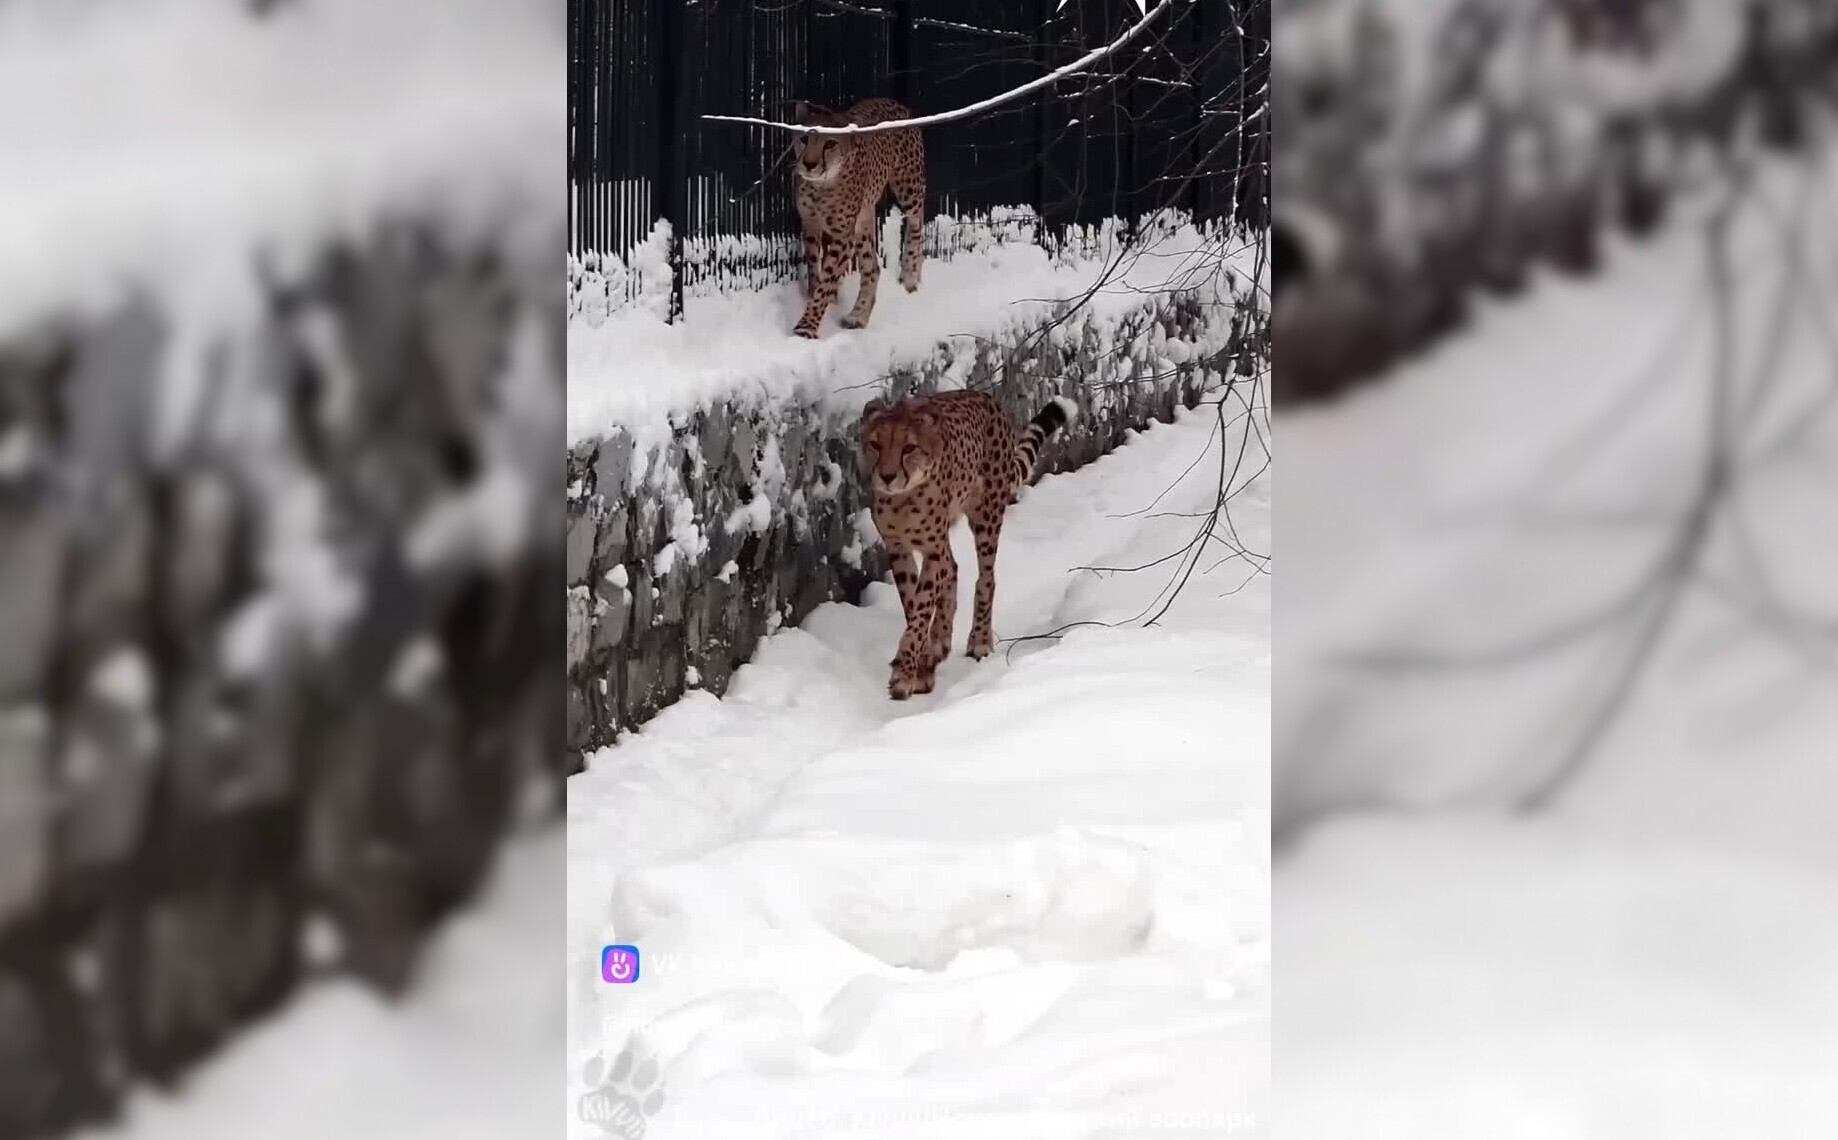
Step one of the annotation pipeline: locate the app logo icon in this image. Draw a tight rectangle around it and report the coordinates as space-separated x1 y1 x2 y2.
601 944 640 984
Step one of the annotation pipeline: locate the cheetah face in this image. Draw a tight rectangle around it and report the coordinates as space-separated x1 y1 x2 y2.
794 101 851 186
860 399 941 496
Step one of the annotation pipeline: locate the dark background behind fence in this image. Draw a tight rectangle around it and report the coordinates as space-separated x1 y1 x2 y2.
568 0 1268 313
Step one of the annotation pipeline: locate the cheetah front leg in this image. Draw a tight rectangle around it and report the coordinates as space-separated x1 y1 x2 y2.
925 545 958 669
886 546 938 699
801 230 820 299
794 235 850 339
966 504 1003 659
839 220 881 330
893 180 925 293
882 544 926 695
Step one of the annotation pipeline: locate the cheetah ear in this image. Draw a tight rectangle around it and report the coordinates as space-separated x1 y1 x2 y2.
795 101 833 124
860 398 891 429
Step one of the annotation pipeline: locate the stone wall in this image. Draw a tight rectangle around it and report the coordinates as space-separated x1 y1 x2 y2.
565 281 1265 768
1274 1 1838 405
0 223 564 1138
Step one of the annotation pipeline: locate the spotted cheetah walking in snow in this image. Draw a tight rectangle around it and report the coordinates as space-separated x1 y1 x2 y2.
792 97 926 339
859 390 1079 699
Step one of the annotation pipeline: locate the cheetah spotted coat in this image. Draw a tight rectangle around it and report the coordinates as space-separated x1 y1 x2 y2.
792 97 925 339
859 390 1078 699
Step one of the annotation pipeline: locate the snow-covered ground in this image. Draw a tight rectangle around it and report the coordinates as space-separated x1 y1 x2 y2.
567 217 1256 447
76 830 563 1140
1278 136 1838 1136
568 400 1270 1138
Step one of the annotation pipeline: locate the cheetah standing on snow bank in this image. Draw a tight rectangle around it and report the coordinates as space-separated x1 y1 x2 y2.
860 390 1079 699
792 97 925 339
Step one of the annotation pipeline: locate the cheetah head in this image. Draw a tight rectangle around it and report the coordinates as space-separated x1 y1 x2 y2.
860 398 942 496
794 101 853 186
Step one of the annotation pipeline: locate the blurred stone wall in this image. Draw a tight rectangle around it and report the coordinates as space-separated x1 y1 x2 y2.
0 223 564 1138
1274 0 1838 404
565 283 1266 769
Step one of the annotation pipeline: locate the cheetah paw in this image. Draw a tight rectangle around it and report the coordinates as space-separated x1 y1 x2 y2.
792 325 820 340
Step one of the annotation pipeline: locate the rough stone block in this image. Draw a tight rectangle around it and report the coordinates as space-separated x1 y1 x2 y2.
594 432 634 499
566 586 594 674
56 672 159 870
565 509 597 586
0 499 68 704
0 973 55 1134
0 708 51 927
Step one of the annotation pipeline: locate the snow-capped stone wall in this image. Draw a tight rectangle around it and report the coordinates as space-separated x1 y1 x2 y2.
565 278 1265 767
0 224 563 1137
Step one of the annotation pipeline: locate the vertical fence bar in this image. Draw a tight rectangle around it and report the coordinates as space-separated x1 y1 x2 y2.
1123 0 1139 237
567 0 578 252
1197 0 1214 226
588 0 598 255
654 0 686 322
890 0 915 106
804 0 819 107
579 0 592 254
1032 0 1051 246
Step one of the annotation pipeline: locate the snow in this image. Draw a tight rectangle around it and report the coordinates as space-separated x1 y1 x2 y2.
79 829 563 1140
568 401 1269 1138
90 648 155 712
0 422 41 480
654 500 710 578
0 0 556 345
567 216 1255 447
386 637 445 700
1277 140 1838 1135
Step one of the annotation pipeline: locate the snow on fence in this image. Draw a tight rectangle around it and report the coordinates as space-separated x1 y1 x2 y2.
0 3 560 1135
564 213 1266 765
1273 0 1838 404
568 205 1047 324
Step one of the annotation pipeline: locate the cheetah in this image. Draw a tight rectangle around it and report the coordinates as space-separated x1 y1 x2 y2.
792 97 926 339
859 389 1079 699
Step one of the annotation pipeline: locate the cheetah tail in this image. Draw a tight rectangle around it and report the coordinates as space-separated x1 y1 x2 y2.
1011 395 1079 490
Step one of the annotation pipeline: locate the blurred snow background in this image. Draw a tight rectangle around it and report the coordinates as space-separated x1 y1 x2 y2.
0 1 562 1138
1277 0 1838 1135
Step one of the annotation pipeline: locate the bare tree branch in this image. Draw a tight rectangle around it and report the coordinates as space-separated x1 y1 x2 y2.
702 0 1177 136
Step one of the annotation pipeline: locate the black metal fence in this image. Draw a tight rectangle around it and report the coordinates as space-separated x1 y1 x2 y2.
567 0 1269 317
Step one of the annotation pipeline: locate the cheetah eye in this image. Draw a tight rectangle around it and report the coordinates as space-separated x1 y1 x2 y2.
901 443 917 455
